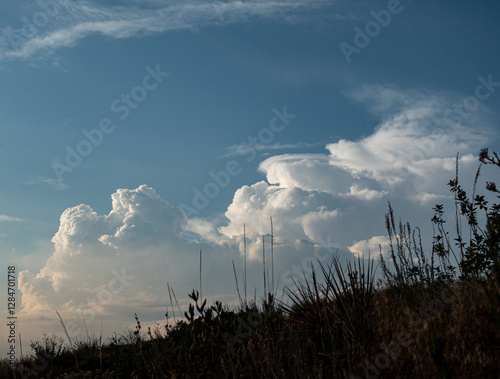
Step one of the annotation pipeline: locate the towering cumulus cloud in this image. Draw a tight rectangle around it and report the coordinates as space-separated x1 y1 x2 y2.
215 85 492 259
18 185 189 319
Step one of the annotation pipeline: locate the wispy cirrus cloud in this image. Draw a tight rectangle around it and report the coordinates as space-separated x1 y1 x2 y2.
224 141 319 158
0 215 24 222
26 176 70 191
0 0 335 62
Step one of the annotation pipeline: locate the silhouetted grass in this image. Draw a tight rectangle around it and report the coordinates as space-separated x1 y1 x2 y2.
4 268 499 378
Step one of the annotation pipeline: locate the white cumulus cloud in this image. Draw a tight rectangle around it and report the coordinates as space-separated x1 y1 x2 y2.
348 236 390 259
214 84 495 265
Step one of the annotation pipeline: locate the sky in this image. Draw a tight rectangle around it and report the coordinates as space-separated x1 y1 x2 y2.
1 0 500 358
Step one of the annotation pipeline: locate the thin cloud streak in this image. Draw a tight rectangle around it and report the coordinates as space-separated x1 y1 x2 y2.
26 176 70 191
0 215 24 222
0 1 335 62
224 142 320 158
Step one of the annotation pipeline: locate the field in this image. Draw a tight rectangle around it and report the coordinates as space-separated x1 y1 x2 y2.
2 150 500 379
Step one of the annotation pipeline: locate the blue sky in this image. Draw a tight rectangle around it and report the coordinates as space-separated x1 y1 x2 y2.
1 0 500 356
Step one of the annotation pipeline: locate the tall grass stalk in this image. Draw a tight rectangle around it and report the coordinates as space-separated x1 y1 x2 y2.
232 259 243 304
99 317 103 372
81 312 90 341
244 223 247 304
271 216 274 294
200 248 203 300
55 310 80 372
170 286 182 319
263 235 266 296
167 282 177 324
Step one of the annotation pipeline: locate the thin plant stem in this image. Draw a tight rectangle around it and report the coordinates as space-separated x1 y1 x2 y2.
55 310 80 371
167 283 177 324
271 216 274 294
232 259 243 304
244 223 247 304
200 249 203 300
263 235 266 296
